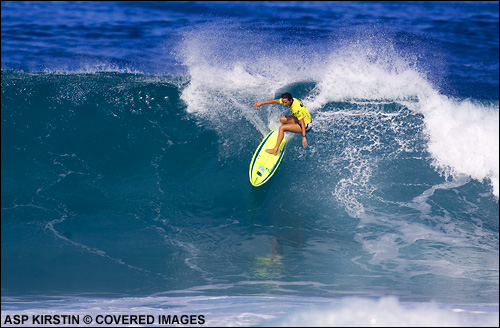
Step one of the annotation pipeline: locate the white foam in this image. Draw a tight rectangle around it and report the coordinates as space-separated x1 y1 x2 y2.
267 296 499 327
176 22 321 135
177 23 499 198
305 40 499 197
414 94 499 197
2 295 498 327
305 41 428 109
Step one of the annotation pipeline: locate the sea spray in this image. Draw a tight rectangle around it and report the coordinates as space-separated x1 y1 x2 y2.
414 94 499 197
177 23 498 199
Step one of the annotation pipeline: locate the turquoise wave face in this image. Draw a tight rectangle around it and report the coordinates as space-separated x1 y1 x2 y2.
2 71 498 303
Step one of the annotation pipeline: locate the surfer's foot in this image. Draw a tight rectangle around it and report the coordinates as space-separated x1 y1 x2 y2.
265 148 278 155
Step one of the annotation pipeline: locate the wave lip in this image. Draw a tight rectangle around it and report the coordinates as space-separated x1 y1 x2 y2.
414 94 499 198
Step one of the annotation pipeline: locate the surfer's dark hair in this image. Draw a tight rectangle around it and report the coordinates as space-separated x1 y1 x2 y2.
281 93 293 101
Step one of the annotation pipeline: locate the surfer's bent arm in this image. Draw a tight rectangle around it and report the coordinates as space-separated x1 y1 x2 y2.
253 99 280 108
299 119 306 136
299 118 308 148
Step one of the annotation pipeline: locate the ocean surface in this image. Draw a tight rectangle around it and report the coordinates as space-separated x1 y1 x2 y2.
1 1 499 326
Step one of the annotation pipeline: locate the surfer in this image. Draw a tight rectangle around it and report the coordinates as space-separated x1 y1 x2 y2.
253 93 312 155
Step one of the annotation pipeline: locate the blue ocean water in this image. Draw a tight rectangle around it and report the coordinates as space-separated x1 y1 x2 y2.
1 1 499 326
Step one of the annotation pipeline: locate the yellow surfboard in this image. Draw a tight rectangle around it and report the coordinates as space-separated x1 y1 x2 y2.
249 130 286 187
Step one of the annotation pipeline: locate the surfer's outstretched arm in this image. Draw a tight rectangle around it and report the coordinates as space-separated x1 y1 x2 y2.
253 99 280 108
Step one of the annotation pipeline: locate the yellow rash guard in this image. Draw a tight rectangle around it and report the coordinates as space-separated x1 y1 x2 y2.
280 98 312 124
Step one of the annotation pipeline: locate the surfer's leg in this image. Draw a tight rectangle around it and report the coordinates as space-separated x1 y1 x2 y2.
266 123 302 155
280 115 299 124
